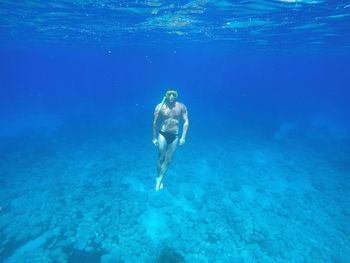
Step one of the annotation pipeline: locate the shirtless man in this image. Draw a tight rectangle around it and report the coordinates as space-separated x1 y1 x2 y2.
152 89 189 191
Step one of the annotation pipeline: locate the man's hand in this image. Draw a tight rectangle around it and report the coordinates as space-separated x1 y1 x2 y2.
152 138 158 146
179 137 186 146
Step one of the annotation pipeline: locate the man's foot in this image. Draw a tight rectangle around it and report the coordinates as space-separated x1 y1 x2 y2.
155 177 162 192
155 182 164 191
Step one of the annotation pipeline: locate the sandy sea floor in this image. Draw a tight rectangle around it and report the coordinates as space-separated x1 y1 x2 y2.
0 120 349 263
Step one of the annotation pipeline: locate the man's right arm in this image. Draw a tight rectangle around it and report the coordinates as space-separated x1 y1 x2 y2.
152 105 160 144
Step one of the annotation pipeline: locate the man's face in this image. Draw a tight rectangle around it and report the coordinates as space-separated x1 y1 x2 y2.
166 91 177 103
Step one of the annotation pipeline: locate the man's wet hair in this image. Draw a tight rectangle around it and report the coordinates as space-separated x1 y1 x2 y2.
166 88 177 93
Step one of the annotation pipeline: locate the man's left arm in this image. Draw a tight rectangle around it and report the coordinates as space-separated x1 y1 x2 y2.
179 105 189 145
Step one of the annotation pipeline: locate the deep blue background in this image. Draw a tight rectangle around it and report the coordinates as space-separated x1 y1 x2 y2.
1 48 349 134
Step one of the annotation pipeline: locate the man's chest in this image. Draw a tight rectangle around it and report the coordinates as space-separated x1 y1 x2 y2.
162 106 181 118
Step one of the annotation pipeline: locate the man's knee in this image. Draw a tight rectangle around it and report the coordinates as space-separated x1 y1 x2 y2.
158 154 166 163
166 155 173 164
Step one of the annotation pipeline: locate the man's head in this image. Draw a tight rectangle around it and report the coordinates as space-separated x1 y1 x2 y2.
165 88 178 103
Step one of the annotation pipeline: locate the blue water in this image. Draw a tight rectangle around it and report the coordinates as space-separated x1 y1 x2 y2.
1 1 350 263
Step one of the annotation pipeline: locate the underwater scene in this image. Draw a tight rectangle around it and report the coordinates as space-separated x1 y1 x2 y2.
0 1 350 262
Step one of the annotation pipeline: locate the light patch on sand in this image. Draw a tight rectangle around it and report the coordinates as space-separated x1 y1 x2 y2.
138 208 170 242
194 159 217 184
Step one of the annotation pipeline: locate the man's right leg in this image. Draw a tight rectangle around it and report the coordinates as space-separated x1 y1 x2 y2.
156 134 167 191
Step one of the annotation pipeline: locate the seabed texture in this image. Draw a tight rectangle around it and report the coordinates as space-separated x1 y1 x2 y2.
0 118 349 263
